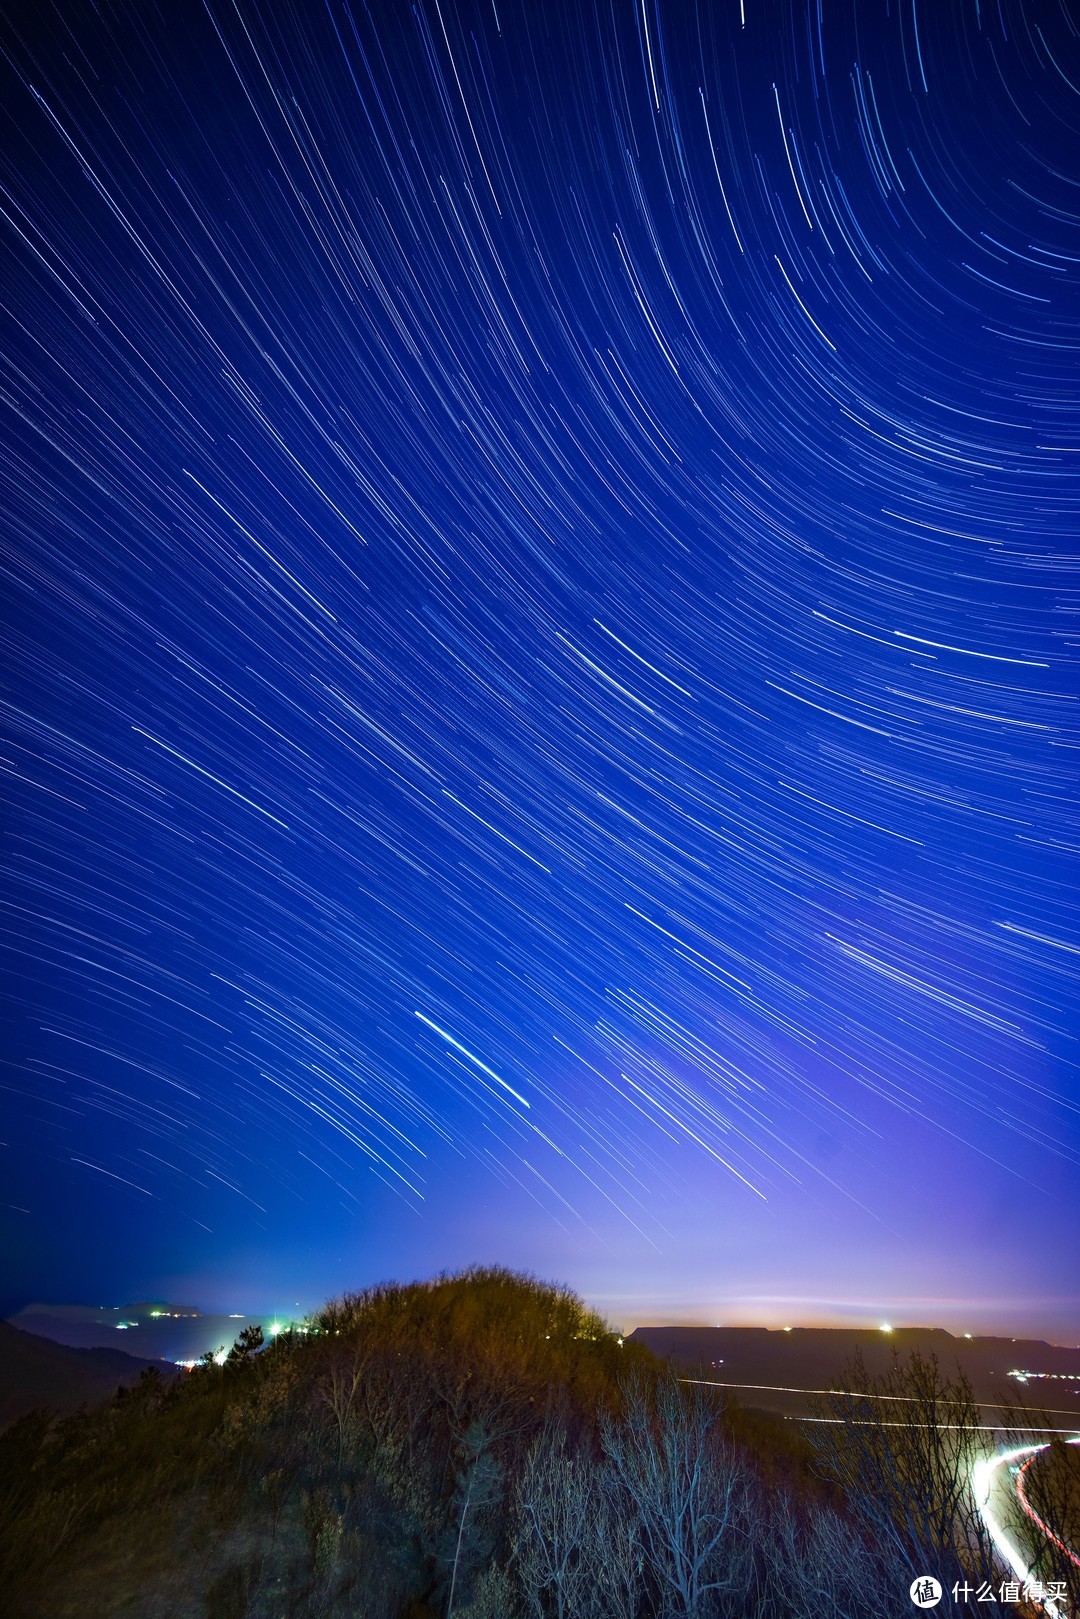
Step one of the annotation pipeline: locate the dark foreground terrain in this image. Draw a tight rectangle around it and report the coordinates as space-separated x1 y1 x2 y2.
0 1268 1076 1619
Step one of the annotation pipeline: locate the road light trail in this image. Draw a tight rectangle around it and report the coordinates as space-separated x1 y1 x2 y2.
1016 1443 1080 1572
972 1439 1080 1619
685 1378 1078 1608
680 1376 1080 1420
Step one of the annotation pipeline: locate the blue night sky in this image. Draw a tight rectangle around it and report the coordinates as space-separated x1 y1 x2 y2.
1 0 1077 1340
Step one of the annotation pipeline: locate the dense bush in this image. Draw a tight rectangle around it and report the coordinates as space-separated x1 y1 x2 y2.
0 1268 1001 1619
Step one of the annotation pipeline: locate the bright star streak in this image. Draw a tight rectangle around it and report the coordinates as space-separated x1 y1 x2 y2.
415 1013 530 1108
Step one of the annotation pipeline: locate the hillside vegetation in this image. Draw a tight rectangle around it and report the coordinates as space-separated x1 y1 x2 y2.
0 1267 1063 1618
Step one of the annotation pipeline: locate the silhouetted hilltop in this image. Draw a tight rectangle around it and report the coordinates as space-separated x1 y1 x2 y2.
0 1319 169 1429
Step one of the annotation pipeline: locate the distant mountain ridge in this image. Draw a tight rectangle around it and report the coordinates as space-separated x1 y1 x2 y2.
0 1320 169 1430
631 1322 1080 1360
15 1300 202 1320
627 1324 1080 1420
7 1300 269 1363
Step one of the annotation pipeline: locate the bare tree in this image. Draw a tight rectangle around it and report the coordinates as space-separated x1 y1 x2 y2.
513 1422 595 1619
593 1485 647 1619
351 1351 444 1559
601 1372 745 1619
319 1344 366 1469
444 1418 503 1618
806 1348 992 1587
512 1420 642 1619
745 1488 904 1619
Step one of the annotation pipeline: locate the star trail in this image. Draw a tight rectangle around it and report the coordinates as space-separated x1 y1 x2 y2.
1 0 1077 1335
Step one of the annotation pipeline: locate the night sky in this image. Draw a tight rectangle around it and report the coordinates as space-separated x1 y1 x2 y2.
2 0 1078 1340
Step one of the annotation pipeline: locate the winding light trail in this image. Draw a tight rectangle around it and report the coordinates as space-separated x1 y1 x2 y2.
1016 1447 1080 1574
972 1438 1080 1619
689 1377 1079 1611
